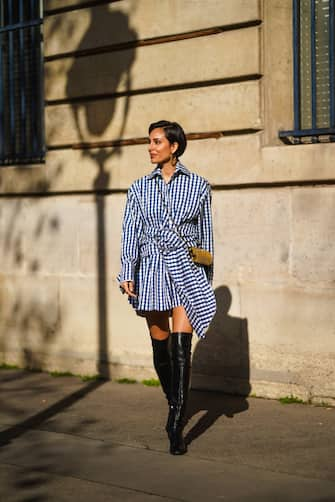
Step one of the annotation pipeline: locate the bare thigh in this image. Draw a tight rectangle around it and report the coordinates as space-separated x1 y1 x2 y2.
145 311 170 340
172 306 193 334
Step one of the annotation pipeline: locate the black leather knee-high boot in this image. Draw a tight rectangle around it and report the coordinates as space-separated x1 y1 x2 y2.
151 337 171 402
168 332 192 455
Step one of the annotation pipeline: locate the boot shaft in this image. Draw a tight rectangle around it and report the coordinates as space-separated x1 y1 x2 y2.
168 332 193 455
151 337 171 401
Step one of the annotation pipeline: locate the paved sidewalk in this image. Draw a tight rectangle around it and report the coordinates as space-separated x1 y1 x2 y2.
0 369 335 501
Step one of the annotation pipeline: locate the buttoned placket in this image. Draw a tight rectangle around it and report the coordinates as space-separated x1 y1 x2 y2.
156 174 179 251
154 176 167 255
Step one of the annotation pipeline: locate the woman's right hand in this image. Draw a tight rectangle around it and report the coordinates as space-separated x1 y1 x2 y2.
121 281 137 298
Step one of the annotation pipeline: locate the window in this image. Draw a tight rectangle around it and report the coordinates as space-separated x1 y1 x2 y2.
0 0 44 166
280 0 335 144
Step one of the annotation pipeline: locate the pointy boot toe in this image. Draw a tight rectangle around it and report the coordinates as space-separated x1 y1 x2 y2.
169 432 187 455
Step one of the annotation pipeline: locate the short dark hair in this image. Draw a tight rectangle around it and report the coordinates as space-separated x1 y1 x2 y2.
148 120 187 158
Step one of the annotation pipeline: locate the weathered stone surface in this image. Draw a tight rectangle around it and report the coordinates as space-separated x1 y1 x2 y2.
263 0 293 144
45 81 262 145
291 187 335 283
46 28 260 100
241 285 335 353
191 283 250 395
212 189 290 282
261 142 335 182
0 194 80 281
76 197 97 276
1 0 335 402
44 0 260 56
1 185 335 400
58 276 98 353
241 284 335 399
0 199 28 274
0 165 48 195
3 136 335 195
45 0 90 9
183 134 262 185
23 197 80 275
0 275 61 370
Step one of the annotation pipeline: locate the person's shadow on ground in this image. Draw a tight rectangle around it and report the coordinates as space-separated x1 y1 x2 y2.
185 285 250 446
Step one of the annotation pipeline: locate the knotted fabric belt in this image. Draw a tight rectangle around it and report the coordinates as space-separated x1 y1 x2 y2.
140 229 197 257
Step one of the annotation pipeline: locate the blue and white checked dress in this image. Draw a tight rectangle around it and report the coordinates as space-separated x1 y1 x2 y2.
118 162 216 338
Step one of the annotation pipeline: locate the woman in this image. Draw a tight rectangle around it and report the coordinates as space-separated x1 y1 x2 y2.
119 120 216 455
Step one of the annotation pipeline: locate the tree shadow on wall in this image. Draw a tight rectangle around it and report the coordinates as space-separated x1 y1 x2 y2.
65 6 137 377
185 285 250 445
0 195 64 372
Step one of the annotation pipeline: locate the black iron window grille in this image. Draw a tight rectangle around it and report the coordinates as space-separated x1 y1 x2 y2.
280 0 335 144
0 0 44 166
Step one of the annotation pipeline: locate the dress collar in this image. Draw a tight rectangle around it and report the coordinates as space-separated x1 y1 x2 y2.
147 161 191 179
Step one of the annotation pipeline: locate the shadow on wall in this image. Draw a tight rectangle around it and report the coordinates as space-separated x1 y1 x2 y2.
65 6 137 377
1 7 137 377
185 285 250 444
0 197 63 370
66 5 137 172
192 285 250 395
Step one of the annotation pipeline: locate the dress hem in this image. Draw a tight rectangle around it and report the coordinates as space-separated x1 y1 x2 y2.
135 303 183 318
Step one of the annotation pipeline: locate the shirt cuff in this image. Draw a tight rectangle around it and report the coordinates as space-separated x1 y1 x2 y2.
118 261 135 283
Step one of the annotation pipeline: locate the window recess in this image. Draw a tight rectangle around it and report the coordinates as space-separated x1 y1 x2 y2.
0 0 44 166
279 0 335 144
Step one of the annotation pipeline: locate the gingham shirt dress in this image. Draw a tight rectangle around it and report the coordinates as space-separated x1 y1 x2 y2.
118 162 216 338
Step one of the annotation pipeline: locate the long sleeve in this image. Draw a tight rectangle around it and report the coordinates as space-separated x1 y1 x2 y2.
118 190 141 283
198 184 214 284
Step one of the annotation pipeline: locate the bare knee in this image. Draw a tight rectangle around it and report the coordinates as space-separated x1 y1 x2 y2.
146 311 170 340
172 306 193 334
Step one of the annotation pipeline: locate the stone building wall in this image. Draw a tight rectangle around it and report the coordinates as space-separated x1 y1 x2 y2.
0 0 334 404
